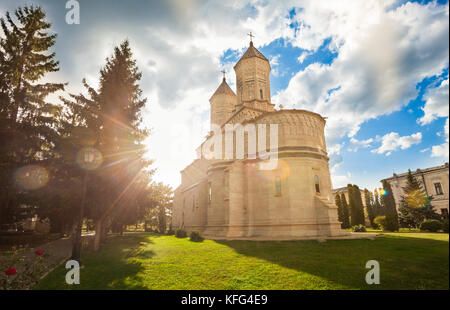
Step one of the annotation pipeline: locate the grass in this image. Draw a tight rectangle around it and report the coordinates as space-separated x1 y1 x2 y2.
36 232 449 290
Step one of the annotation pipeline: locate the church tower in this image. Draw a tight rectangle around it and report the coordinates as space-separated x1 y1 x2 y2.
234 37 274 112
209 75 236 130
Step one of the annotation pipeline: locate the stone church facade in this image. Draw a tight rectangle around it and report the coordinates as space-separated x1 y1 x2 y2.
172 41 348 240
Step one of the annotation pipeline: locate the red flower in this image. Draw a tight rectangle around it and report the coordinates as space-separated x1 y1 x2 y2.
35 249 43 256
5 267 16 276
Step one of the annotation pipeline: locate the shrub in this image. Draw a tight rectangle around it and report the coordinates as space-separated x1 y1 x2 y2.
175 229 187 238
374 216 388 231
189 231 204 242
376 214 399 232
166 229 175 235
420 219 442 232
351 224 366 232
442 219 449 233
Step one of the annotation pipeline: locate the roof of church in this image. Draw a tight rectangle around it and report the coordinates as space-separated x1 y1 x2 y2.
210 78 236 99
235 41 269 67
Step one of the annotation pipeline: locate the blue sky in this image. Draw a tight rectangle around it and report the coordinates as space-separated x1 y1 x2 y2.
1 0 448 191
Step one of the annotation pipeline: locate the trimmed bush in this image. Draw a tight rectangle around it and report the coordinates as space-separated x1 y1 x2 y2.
442 219 449 233
189 231 204 242
351 224 366 232
175 229 187 238
374 216 387 231
420 220 442 232
166 229 175 235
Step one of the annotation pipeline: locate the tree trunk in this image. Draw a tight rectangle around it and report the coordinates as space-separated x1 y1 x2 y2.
93 219 103 251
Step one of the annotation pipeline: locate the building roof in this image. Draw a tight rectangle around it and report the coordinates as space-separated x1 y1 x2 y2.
234 41 269 68
210 78 236 100
381 162 449 182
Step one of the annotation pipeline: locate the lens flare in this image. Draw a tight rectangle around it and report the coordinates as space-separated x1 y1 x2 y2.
248 159 291 182
76 147 103 170
379 188 389 196
15 165 49 190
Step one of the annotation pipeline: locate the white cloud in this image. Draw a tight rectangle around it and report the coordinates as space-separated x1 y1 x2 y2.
371 132 422 156
431 117 449 158
298 50 312 63
418 78 449 125
273 1 449 148
331 171 352 189
348 137 374 152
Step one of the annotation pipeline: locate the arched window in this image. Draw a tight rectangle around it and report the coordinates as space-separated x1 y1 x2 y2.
260 89 263 99
314 175 320 193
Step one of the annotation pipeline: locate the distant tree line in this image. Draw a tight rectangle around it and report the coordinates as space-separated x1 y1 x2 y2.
0 6 172 250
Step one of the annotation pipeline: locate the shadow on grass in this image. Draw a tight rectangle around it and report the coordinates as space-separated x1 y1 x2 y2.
36 234 156 290
215 235 449 290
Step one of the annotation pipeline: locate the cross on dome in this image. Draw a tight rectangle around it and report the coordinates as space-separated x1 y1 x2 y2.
247 31 255 43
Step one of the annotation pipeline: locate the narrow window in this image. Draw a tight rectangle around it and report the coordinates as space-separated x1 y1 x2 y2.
314 175 320 193
192 196 195 211
224 171 229 199
208 182 212 204
275 176 281 196
260 89 263 99
441 208 449 219
434 182 443 195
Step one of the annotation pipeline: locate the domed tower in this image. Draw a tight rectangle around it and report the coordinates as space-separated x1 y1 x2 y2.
209 76 236 130
234 39 274 112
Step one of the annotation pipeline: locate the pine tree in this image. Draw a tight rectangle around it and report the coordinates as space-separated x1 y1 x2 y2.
340 193 350 228
381 180 399 231
0 6 64 224
398 170 439 228
61 40 152 250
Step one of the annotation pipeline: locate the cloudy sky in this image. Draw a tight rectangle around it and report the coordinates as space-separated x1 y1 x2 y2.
1 0 448 191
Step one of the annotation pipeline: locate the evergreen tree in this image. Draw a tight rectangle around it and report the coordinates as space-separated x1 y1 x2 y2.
0 6 64 224
364 189 376 227
340 193 350 228
381 180 399 231
373 190 380 216
398 170 440 228
348 184 365 226
335 194 344 228
61 40 152 250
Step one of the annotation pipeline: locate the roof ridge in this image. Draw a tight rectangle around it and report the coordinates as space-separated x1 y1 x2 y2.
210 78 236 99
234 42 269 67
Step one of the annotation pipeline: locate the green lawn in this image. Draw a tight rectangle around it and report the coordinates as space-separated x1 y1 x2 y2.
36 232 449 290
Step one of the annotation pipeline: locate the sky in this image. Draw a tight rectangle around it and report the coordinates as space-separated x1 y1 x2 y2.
1 0 448 191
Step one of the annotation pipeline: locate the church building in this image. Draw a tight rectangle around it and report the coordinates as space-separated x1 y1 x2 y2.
172 39 348 240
